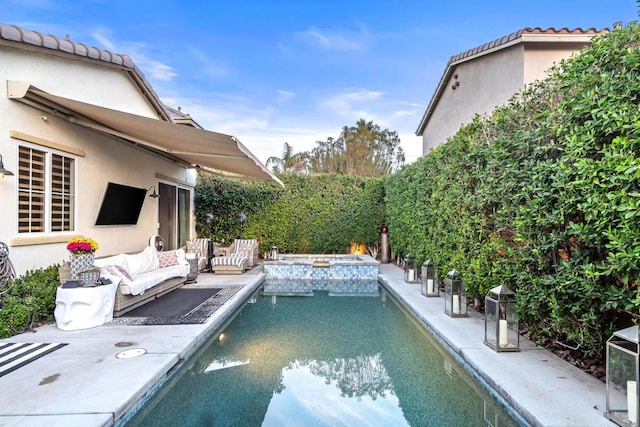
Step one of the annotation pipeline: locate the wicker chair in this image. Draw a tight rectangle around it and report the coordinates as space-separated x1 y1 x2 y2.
210 239 259 274
185 238 212 271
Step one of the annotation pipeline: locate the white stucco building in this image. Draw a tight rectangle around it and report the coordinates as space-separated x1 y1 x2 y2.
0 23 280 275
416 27 607 154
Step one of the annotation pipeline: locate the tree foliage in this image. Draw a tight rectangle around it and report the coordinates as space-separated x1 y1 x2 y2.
308 119 405 176
266 142 309 174
385 23 640 358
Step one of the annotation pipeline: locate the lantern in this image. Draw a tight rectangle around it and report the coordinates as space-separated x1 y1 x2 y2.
404 253 418 283
605 325 639 426
421 259 439 297
484 284 519 352
444 269 467 317
270 246 279 261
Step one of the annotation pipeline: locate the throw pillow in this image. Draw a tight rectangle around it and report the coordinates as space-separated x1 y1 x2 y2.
157 250 179 268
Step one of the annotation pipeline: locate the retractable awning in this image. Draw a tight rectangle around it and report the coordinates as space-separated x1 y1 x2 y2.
8 81 282 186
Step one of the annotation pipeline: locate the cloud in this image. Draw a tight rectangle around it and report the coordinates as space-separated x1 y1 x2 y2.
187 46 229 78
276 90 296 103
291 24 369 52
91 29 177 82
319 88 385 121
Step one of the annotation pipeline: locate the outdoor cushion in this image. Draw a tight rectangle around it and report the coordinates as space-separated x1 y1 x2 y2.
124 246 159 275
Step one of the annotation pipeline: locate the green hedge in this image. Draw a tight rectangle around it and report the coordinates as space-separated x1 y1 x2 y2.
385 23 640 357
195 173 386 255
0 266 60 338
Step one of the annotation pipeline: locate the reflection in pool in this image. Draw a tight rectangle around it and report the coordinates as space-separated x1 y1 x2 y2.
126 286 519 427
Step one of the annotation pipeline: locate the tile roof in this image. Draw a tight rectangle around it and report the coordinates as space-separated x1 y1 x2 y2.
449 27 604 64
0 22 170 121
416 27 608 136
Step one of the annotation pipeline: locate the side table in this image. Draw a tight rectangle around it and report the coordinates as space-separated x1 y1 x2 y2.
54 281 118 331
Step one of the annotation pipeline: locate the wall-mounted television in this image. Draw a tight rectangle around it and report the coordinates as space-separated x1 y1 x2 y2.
95 182 147 226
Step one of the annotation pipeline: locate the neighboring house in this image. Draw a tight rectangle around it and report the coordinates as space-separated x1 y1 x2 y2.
416 27 608 154
0 23 281 276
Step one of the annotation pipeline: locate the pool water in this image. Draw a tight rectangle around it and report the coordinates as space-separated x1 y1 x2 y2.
126 286 519 427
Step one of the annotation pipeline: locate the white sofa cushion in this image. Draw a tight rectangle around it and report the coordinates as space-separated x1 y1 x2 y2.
119 263 189 296
124 246 159 275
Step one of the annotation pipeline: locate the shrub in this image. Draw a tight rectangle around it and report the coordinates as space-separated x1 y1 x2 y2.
0 265 60 338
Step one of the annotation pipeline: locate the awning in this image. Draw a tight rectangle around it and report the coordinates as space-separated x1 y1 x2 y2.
8 81 283 186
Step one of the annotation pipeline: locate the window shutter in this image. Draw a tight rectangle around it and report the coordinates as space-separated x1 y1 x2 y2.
18 146 46 233
51 154 74 231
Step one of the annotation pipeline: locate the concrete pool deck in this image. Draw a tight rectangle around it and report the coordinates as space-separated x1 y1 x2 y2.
0 263 612 427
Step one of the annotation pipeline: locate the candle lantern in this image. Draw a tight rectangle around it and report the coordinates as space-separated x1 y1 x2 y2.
270 245 279 261
444 269 467 317
404 253 418 283
484 284 520 352
421 259 439 297
605 325 639 427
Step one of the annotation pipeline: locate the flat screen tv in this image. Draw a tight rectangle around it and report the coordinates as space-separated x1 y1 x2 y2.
95 182 146 226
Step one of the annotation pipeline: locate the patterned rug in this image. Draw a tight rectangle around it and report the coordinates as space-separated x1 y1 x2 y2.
0 342 67 378
108 285 244 325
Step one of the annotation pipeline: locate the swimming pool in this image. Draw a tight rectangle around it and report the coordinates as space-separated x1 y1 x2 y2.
125 282 519 426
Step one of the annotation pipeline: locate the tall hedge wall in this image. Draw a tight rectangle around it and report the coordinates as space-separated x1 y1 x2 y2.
385 23 640 357
195 173 385 255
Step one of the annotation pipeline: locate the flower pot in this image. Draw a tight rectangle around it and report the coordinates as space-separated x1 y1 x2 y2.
69 253 95 280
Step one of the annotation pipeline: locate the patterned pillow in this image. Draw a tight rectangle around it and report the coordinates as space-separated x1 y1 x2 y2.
104 265 133 283
113 265 133 281
157 250 179 268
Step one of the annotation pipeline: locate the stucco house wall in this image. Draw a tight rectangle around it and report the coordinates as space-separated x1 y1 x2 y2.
0 35 196 275
422 45 524 152
417 28 605 154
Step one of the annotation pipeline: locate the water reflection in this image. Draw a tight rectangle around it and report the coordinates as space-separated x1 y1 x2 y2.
264 355 409 426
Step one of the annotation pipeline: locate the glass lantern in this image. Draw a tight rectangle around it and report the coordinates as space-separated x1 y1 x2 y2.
444 269 467 317
270 245 279 261
484 284 520 352
404 253 419 283
421 259 439 297
605 325 639 427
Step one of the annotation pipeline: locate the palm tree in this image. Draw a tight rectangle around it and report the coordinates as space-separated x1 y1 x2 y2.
266 143 309 174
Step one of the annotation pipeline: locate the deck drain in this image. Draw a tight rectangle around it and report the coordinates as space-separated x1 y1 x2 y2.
116 348 147 359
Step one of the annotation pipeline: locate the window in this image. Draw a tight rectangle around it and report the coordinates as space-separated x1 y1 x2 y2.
18 145 75 233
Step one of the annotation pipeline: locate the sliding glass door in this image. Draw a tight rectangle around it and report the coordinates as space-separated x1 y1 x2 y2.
158 182 191 250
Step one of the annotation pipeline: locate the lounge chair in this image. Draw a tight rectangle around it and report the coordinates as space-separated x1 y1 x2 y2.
185 238 212 271
210 239 259 274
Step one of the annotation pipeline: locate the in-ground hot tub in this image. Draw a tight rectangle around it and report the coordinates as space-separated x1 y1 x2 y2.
263 254 379 280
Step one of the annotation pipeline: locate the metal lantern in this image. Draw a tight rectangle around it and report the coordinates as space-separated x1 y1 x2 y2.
404 253 418 283
421 259 439 297
605 325 639 427
484 284 520 352
444 269 467 317
270 245 279 261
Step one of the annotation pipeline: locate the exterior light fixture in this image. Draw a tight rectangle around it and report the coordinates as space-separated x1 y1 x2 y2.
404 252 418 283
484 284 520 352
235 212 247 238
605 325 639 426
421 259 439 297
444 269 467 317
269 245 279 261
0 155 14 179
148 186 159 198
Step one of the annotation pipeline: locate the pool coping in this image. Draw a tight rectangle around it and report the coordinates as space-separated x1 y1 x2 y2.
0 264 612 427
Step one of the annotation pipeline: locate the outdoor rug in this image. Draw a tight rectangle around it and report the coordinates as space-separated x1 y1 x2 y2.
109 285 243 326
0 342 68 378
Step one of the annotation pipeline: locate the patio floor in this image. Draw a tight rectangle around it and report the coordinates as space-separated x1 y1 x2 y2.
0 264 611 427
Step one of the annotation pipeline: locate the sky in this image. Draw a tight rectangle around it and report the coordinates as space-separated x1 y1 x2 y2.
3 0 639 166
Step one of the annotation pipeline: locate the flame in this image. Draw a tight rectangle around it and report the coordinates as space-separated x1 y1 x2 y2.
350 242 366 255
